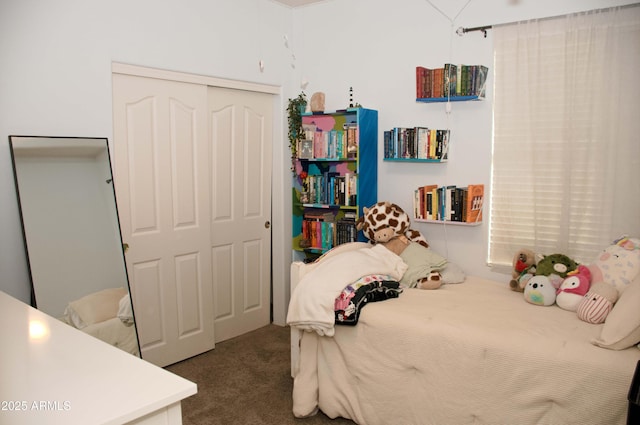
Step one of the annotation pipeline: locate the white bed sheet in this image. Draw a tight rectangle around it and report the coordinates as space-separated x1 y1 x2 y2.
292 276 640 425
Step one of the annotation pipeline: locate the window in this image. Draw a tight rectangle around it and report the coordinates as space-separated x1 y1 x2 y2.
489 5 640 270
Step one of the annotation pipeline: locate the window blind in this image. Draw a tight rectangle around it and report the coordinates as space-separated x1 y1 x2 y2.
489 6 640 269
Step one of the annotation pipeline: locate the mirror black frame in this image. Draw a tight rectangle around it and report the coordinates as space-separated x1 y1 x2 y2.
9 135 141 357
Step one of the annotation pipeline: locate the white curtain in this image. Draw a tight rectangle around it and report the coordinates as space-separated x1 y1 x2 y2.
489 5 640 269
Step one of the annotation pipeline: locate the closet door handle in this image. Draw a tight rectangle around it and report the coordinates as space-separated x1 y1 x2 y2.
264 221 271 229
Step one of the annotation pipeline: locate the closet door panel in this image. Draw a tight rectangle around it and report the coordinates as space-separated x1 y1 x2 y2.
130 260 164 347
208 87 272 343
210 105 234 220
114 69 274 357
113 73 214 367
127 97 159 233
174 252 202 336
212 244 233 319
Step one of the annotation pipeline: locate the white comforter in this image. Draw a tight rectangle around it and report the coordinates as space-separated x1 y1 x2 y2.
286 244 407 336
292 276 640 425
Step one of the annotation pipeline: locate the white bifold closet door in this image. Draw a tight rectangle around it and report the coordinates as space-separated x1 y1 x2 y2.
112 72 272 367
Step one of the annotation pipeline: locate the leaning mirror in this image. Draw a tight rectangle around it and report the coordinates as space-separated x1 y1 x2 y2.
9 135 140 357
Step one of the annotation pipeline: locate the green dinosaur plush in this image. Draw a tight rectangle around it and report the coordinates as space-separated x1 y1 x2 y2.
534 253 578 289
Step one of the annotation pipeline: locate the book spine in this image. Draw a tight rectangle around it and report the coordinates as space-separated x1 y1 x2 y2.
416 66 425 98
476 65 488 97
465 184 484 223
444 64 457 97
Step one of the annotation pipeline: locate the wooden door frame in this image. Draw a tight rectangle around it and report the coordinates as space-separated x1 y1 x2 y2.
110 62 290 327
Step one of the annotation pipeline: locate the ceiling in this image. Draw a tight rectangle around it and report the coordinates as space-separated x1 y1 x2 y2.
271 0 328 7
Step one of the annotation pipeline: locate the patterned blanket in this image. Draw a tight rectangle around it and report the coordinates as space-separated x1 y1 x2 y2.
286 244 407 336
335 274 402 326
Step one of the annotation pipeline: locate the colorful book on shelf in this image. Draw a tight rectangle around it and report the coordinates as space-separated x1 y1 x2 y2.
465 184 484 223
438 186 447 220
425 67 433 98
384 126 449 160
416 127 429 159
414 184 483 223
475 65 489 97
303 212 323 248
416 64 488 98
335 211 357 246
383 130 391 158
429 129 436 158
344 173 358 206
445 185 456 221
303 123 316 141
313 131 324 158
461 187 468 221
461 65 469 96
344 123 358 159
433 68 444 98
416 66 435 98
452 187 464 221
431 186 439 220
444 63 457 97
439 129 450 160
416 66 426 98
297 123 316 160
414 184 438 219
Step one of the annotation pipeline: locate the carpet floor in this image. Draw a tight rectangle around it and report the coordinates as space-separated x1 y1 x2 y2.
165 324 356 425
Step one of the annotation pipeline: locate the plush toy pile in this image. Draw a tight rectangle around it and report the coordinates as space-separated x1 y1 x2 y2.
508 248 538 291
511 236 640 327
357 201 456 290
578 236 640 324
357 201 429 248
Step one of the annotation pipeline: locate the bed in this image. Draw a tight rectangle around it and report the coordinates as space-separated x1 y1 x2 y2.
288 242 640 425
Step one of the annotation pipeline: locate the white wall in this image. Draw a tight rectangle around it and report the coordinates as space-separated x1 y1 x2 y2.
0 0 294 312
0 0 635 322
291 0 638 283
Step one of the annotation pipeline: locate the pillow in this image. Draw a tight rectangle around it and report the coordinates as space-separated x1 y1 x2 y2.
440 262 466 284
588 236 640 296
398 242 448 288
65 287 128 329
592 274 640 350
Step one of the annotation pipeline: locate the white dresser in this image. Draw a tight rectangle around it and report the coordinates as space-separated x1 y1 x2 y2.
0 290 197 425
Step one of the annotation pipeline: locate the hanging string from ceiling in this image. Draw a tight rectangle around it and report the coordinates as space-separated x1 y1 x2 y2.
423 0 477 258
424 0 473 23
423 0 492 38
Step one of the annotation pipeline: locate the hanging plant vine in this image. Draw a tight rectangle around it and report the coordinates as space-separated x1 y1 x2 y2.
287 92 307 175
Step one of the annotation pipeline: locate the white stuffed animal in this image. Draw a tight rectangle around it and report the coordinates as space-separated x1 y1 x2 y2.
524 275 556 306
588 236 640 296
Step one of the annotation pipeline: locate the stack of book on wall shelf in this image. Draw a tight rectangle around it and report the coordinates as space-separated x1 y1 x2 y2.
300 211 357 252
413 184 484 225
298 122 358 160
301 211 334 252
384 127 449 162
335 211 358 246
415 64 488 101
301 172 358 206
